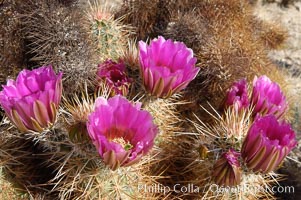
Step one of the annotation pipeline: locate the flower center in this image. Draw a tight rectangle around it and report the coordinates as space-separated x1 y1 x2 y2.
110 70 125 83
106 127 134 151
236 89 244 98
261 129 282 146
159 65 174 73
112 137 133 151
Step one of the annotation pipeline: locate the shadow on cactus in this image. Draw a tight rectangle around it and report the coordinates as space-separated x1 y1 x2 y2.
0 115 60 198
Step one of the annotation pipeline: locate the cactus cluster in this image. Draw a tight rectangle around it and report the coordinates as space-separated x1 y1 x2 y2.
0 0 299 199
86 0 130 61
20 0 100 97
0 0 25 86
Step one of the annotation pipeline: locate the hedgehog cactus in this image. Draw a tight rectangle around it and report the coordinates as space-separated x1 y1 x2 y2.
0 77 164 199
168 76 297 199
0 1 25 86
0 0 300 199
87 0 129 61
63 89 97 144
92 19 127 60
21 0 99 97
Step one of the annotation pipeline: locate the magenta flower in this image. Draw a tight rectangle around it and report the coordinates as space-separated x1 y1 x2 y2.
212 149 242 186
97 60 131 96
242 115 297 173
225 78 249 111
87 95 158 170
0 65 62 132
139 36 199 98
251 75 288 119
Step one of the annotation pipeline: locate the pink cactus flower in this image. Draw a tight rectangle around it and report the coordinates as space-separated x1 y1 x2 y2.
251 75 288 119
139 36 199 98
225 78 249 111
0 65 62 132
242 115 297 173
87 95 158 170
97 60 131 96
212 148 242 186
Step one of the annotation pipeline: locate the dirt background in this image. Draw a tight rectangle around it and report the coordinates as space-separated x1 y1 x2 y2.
255 1 301 76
